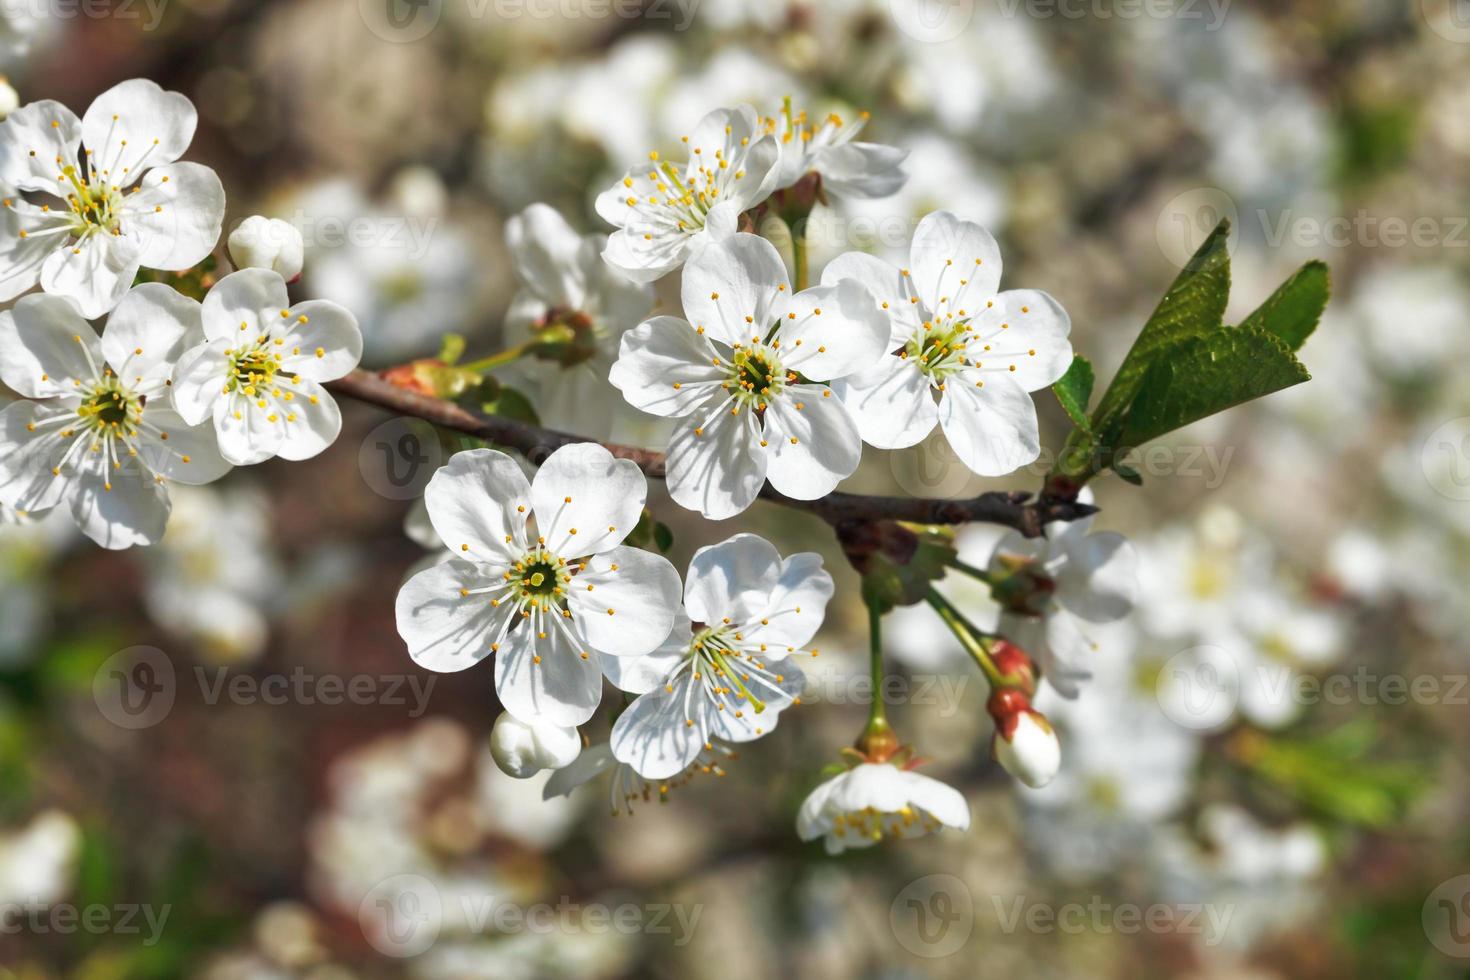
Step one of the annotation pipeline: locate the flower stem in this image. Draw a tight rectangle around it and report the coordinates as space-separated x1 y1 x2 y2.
459 341 539 374
949 559 995 585
867 599 887 730
791 222 809 292
926 588 1003 688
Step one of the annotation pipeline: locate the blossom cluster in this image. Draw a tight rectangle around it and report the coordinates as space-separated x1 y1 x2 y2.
0 80 362 549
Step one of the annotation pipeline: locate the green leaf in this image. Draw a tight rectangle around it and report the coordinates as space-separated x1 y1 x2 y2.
1118 324 1310 449
1092 219 1232 438
1051 355 1094 432
437 333 467 365
852 524 957 615
1237 261 1329 352
1244 723 1432 828
1114 462 1143 486
652 522 674 554
480 384 540 425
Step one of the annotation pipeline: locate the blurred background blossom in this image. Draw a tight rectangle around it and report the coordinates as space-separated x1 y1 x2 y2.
0 1 1466 977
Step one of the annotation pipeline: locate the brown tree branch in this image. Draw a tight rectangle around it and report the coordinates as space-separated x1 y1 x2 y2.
327 369 1096 538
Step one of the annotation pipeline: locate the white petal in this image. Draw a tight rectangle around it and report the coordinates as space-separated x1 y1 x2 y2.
664 395 767 520
39 231 141 319
762 385 862 500
679 233 790 349
936 371 1040 476
1040 608 1097 696
140 405 231 486
200 267 289 343
684 532 782 626
909 211 1002 315
66 449 169 550
395 559 512 673
968 289 1072 392
706 665 804 744
819 250 917 347
0 100 82 192
121 162 225 272
490 711 580 778
796 776 840 841
278 299 362 382
601 615 691 694
743 551 833 651
0 294 100 397
100 282 200 387
816 141 908 199
273 379 341 462
1056 530 1137 623
529 442 647 556
610 678 702 779
600 226 685 284
830 357 938 449
82 79 196 175
566 545 681 657
777 279 890 382
0 199 67 303
608 316 725 419
582 243 653 330
212 392 282 466
494 615 604 727
424 448 531 565
0 400 73 513
544 743 618 799
506 203 585 307
169 342 227 426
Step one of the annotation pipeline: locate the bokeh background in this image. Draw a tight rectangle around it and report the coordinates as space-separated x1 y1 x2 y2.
1 0 1468 976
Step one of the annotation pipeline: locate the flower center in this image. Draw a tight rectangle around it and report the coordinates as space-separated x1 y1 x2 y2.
726 345 786 409
226 342 283 395
78 375 142 437
905 319 974 386
510 548 572 609
62 165 124 235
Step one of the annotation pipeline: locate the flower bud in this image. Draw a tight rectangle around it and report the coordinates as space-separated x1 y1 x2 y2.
991 709 1061 789
489 712 580 779
228 216 305 282
989 639 1036 696
0 78 18 121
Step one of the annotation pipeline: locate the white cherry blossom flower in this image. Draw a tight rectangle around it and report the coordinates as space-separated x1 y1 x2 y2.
797 763 970 855
986 494 1138 698
501 203 653 433
765 99 907 200
609 233 889 519
170 268 362 467
227 215 304 282
489 710 581 779
0 78 226 318
543 741 737 816
823 211 1073 476
609 533 827 779
0 286 230 549
594 104 779 282
395 445 683 727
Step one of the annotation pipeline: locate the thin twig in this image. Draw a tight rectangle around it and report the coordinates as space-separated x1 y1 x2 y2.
327 369 1096 537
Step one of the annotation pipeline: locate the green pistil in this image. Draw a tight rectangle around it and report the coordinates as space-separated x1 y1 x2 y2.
78 377 141 436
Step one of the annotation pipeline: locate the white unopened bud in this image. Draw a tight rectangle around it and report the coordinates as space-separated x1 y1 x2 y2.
0 79 18 121
490 712 580 779
228 216 305 282
993 710 1061 789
